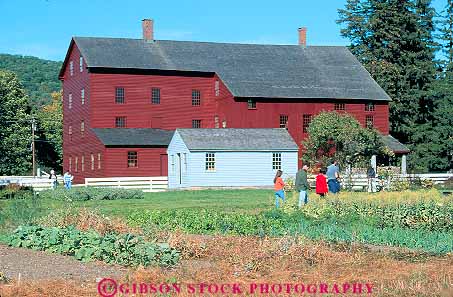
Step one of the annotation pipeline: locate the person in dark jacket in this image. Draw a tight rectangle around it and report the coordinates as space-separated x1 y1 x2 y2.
367 166 376 193
295 164 310 207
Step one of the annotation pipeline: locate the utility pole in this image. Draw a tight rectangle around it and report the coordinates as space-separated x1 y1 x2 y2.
32 117 36 177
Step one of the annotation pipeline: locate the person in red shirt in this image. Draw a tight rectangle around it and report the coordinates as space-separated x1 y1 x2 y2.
274 170 285 208
316 168 328 197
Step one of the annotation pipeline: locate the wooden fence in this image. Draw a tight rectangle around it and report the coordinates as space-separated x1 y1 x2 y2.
0 173 450 192
83 176 168 192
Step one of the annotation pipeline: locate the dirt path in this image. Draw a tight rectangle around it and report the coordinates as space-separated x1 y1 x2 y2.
0 244 129 282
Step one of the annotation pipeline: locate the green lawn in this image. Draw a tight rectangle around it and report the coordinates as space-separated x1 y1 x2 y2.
0 189 276 219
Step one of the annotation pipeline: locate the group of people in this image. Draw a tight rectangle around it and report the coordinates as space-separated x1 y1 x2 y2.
273 160 342 208
48 169 74 190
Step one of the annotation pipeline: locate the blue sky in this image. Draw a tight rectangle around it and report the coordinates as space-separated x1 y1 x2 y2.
0 0 446 61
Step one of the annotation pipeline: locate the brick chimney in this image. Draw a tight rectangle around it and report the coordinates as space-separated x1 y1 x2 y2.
298 27 307 47
142 19 154 42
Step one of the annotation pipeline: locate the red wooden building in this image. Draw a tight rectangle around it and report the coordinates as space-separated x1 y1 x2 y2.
59 20 402 183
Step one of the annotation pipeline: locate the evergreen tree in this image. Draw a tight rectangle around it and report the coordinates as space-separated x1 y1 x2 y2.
338 0 438 171
0 70 32 175
438 0 453 65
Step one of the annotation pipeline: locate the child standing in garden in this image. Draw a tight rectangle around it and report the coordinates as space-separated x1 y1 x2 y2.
316 168 328 197
274 170 285 208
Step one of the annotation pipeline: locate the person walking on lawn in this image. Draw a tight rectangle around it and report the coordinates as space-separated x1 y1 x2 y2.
326 160 341 194
316 168 328 197
296 164 310 207
273 170 285 208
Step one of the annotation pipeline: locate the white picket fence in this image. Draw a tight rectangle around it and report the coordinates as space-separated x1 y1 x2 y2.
0 176 63 192
0 173 450 192
83 176 168 192
327 173 453 191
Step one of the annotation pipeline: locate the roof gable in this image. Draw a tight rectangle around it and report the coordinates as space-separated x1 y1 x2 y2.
69 37 391 101
176 128 299 151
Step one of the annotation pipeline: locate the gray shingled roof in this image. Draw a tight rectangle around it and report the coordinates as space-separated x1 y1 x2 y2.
71 37 391 101
176 128 298 151
93 128 174 146
381 135 410 154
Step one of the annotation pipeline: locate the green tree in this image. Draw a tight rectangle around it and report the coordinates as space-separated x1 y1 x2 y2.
302 112 385 168
338 0 438 170
36 91 63 172
0 54 62 109
438 0 453 65
0 70 32 175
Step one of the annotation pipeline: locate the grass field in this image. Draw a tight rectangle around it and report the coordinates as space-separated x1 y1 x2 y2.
1 188 453 296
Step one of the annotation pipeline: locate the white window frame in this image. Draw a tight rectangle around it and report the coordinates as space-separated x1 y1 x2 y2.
79 56 83 72
69 61 74 76
272 152 282 170
98 153 101 169
184 153 187 171
91 153 94 170
69 157 72 172
205 152 216 171
68 93 72 109
215 80 220 96
81 155 85 172
81 89 85 105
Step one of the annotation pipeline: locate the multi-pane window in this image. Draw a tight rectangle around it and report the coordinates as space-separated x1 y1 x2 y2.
69 61 74 76
115 116 126 128
215 80 220 96
247 99 256 109
115 87 125 104
192 119 202 128
365 102 375 111
184 153 188 171
68 125 73 140
79 57 83 72
214 115 219 128
303 114 312 133
75 156 78 172
334 103 345 111
69 157 72 172
222 120 227 128
366 115 374 128
81 155 85 172
97 153 101 169
81 89 85 105
151 88 160 104
272 153 282 170
80 120 85 136
127 151 138 167
280 115 288 129
192 89 201 106
91 153 94 170
205 153 215 171
68 93 73 109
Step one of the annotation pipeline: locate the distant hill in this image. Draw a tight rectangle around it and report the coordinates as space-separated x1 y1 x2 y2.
0 53 62 108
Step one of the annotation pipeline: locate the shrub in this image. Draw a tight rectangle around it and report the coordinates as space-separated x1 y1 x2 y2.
8 225 179 267
39 187 144 201
0 184 33 200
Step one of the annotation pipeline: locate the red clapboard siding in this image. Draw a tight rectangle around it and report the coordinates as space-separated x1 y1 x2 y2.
89 73 217 129
62 44 105 184
219 97 390 167
104 148 167 177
